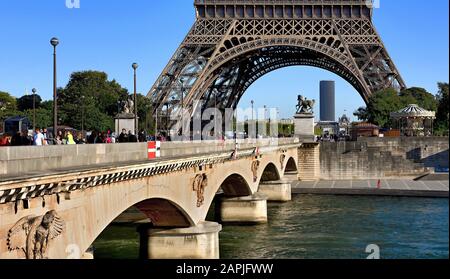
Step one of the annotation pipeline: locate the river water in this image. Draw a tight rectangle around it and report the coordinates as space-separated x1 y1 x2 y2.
93 195 449 259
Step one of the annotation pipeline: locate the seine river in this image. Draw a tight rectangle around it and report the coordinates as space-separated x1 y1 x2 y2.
93 195 449 259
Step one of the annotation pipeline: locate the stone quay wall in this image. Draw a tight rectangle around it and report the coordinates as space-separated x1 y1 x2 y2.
320 137 449 180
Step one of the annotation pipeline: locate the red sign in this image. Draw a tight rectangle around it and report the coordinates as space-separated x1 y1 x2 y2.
148 141 161 159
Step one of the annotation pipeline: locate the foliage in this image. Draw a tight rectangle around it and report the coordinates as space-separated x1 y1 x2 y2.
17 94 42 111
41 100 54 111
399 87 438 112
366 88 403 128
136 94 154 132
353 106 369 121
0 91 19 123
435 82 449 135
57 71 129 131
354 87 439 129
22 108 53 129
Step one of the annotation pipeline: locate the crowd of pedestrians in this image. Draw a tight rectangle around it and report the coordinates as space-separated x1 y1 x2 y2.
0 128 153 147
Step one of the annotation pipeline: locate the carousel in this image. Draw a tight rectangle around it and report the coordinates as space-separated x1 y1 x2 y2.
390 104 436 137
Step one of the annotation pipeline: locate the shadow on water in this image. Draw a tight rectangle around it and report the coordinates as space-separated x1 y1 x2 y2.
93 195 449 259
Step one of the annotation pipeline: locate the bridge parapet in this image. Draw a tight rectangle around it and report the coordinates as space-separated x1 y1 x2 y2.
0 138 299 178
0 142 301 206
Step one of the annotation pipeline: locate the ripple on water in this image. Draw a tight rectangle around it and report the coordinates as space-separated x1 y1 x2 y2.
93 195 449 259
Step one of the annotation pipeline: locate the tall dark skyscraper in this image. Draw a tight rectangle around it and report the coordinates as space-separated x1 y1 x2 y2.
320 81 336 122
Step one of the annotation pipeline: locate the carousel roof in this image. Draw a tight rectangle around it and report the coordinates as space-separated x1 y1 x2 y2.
390 104 436 119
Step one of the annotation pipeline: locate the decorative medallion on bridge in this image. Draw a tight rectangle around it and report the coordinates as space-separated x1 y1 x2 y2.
193 174 208 207
7 210 65 259
251 160 260 183
280 154 287 171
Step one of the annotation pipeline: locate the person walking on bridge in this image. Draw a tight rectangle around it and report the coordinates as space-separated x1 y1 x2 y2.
66 131 76 145
33 128 45 146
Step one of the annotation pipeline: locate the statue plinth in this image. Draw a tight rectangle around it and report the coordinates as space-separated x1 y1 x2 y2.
294 113 315 142
115 113 138 135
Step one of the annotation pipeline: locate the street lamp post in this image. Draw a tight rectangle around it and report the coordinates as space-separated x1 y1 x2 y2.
132 63 139 135
50 37 59 138
214 89 218 138
264 105 267 138
32 88 37 131
155 106 158 140
81 96 85 138
234 95 239 147
179 78 185 114
251 100 254 122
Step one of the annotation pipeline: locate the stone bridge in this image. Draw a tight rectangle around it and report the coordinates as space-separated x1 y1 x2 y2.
0 139 319 259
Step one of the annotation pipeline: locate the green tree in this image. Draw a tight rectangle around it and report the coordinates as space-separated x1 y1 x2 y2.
366 88 403 128
23 108 53 129
136 93 153 132
17 94 42 111
58 71 129 131
353 106 369 121
399 87 438 112
0 91 19 122
435 82 449 135
354 87 438 129
0 91 17 111
41 100 54 111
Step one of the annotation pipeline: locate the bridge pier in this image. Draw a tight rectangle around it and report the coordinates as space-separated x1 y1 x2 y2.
137 221 222 259
258 180 292 202
284 171 299 182
218 193 268 224
298 143 321 181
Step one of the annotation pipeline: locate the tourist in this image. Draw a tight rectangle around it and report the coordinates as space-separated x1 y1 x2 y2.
66 131 76 145
55 130 64 145
21 131 32 146
0 134 11 146
10 131 30 146
118 129 128 143
33 128 45 146
55 134 63 145
10 132 22 146
42 128 49 145
76 132 85 144
96 132 105 144
104 131 113 144
87 131 97 144
128 131 138 143
138 130 146 142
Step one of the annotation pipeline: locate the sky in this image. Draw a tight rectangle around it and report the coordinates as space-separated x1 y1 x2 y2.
0 0 448 121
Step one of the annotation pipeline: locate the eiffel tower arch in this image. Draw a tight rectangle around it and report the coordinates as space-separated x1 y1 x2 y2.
148 0 406 124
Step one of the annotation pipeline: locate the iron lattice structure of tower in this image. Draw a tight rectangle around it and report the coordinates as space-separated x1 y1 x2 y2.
148 0 406 126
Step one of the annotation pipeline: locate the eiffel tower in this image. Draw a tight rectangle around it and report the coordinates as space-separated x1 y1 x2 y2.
148 0 406 123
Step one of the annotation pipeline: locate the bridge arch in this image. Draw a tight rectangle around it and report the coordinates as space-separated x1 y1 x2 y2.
187 37 370 114
260 162 281 182
84 195 196 258
219 173 252 197
285 157 298 173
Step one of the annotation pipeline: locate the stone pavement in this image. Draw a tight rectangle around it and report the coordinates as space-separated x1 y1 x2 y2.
292 179 449 198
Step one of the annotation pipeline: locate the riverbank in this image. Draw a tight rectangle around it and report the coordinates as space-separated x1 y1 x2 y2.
292 179 449 198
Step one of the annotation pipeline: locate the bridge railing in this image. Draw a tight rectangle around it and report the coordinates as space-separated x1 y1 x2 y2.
0 138 299 178
0 140 302 206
